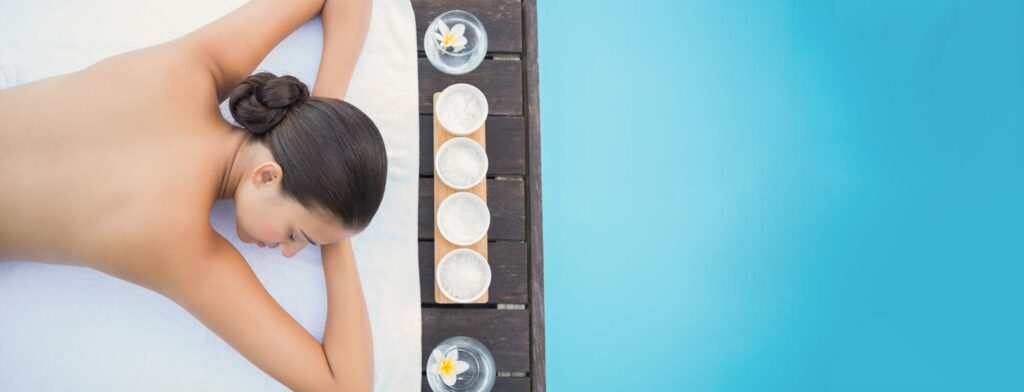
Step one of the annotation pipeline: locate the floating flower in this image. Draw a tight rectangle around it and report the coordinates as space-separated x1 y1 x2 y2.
434 20 468 53
430 348 470 387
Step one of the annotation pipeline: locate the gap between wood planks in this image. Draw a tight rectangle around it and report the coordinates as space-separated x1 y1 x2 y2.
421 304 528 309
416 52 521 61
421 371 529 377
418 175 523 180
497 372 529 377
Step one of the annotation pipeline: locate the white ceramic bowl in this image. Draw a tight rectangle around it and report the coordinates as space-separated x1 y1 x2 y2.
435 137 489 190
436 248 492 303
436 83 489 136
436 192 491 246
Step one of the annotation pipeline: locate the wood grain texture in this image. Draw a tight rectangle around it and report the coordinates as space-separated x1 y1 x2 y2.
422 376 531 392
421 308 531 374
420 241 528 304
419 178 525 241
433 93 489 304
523 0 547 390
412 0 523 54
420 59 523 116
420 115 526 176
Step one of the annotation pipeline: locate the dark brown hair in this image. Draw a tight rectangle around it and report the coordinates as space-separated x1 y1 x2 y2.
228 71 388 232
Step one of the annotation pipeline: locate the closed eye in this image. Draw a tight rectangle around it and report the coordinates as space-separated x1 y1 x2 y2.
299 229 319 246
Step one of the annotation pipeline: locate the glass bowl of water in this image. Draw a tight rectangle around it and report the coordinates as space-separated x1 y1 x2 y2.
426 336 496 392
424 10 488 75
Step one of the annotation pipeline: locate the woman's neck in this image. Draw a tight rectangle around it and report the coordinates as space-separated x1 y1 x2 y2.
217 129 253 200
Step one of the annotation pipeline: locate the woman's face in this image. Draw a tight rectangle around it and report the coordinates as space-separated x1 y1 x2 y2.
234 161 354 258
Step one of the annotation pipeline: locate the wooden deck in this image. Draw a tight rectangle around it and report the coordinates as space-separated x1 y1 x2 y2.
412 0 544 390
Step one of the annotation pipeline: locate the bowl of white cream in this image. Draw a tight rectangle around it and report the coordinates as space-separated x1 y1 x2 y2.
435 137 488 190
436 192 491 246
436 248 492 303
436 83 488 136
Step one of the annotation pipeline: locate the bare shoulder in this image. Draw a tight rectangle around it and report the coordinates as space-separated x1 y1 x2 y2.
143 221 231 294
169 0 326 101
68 41 222 118
150 229 340 390
55 0 326 117
85 215 225 298
156 232 246 303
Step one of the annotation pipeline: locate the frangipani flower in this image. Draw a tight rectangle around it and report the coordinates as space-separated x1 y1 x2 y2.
434 20 468 52
431 348 470 387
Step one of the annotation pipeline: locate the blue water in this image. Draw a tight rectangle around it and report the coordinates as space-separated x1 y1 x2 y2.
538 1 1023 390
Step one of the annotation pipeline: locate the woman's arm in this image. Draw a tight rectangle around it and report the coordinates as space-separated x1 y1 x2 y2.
320 240 374 391
311 0 372 99
174 0 326 102
172 0 369 101
165 236 371 391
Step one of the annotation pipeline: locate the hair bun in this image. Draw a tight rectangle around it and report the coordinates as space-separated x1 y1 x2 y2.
228 72 310 134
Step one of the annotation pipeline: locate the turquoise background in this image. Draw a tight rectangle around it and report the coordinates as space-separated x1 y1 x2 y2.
538 1 1023 390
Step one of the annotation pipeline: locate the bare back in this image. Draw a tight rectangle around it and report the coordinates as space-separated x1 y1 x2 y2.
0 1 378 388
0 43 237 288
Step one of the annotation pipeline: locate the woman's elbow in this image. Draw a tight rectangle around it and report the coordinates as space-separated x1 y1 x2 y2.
329 372 373 392
326 358 373 392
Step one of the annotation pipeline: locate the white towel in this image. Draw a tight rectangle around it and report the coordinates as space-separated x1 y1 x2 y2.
0 0 421 390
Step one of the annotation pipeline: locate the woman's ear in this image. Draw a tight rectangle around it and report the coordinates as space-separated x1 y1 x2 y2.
251 162 283 188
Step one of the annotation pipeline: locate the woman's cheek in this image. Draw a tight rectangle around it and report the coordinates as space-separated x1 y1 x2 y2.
234 211 252 241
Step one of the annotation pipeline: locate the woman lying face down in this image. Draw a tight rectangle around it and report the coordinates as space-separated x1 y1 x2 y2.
1 0 383 388
223 72 388 257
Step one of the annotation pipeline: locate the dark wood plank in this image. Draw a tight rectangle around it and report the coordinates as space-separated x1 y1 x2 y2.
419 115 527 176
418 178 525 241
422 376 531 391
419 58 523 116
415 1 541 390
420 241 528 304
412 0 523 54
421 308 531 374
523 0 547 390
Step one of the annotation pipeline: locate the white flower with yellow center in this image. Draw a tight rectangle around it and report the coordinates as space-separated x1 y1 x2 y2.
434 20 468 53
430 348 470 387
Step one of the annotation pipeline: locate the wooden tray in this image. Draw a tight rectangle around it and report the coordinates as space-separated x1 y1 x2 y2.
433 92 490 304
